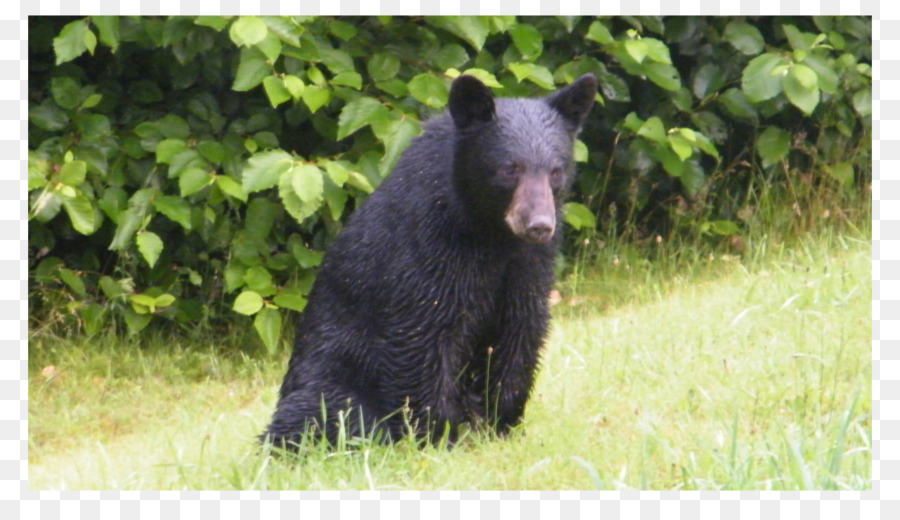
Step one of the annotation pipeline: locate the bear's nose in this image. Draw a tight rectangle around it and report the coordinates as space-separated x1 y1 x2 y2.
525 219 554 243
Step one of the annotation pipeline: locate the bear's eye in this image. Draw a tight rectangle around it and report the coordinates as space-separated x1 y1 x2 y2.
500 163 521 178
550 168 563 180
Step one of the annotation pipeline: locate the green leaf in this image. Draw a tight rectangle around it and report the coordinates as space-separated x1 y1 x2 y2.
123 308 152 334
692 132 721 160
678 160 706 197
234 290 264 315
329 20 358 41
718 88 759 123
179 168 212 196
243 197 279 239
109 188 156 250
331 71 363 90
230 16 269 47
643 62 681 91
457 68 502 88
261 16 304 46
83 25 97 56
136 231 163 268
80 93 103 109
301 85 331 113
480 16 509 33
279 167 323 223
783 65 820 115
59 189 96 235
323 176 349 220
232 48 270 92
58 160 87 186
156 138 188 164
50 77 83 110
803 55 839 94
642 38 672 64
319 47 355 75
283 75 305 101
28 153 49 191
574 139 589 163
262 76 291 108
562 202 596 230
622 112 644 132
724 20 764 55
255 30 283 62
741 53 788 102
168 150 206 179
197 141 226 165
756 126 791 167
624 40 648 64
322 160 351 186
244 265 274 293
292 242 325 268
668 133 694 161
654 146 685 177
428 16 491 51
706 219 740 235
783 24 817 52
337 97 388 139
92 16 120 52
597 68 630 102
129 295 155 315
307 66 327 86
154 293 176 308
637 116 667 144
242 150 294 194
53 20 93 64
58 268 87 297
509 23 543 60
435 44 470 71
508 63 555 90
693 63 727 99
216 175 247 201
273 288 307 312
99 276 126 298
586 20 613 45
408 73 450 108
291 164 324 204
30 99 69 131
97 187 127 223
254 307 282 354
379 117 421 176
788 63 818 90
828 30 846 50
153 196 193 230
194 16 230 32
852 89 871 117
825 162 854 188
157 114 191 139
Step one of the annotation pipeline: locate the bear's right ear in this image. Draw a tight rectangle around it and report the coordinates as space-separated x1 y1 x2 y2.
449 75 495 129
546 74 597 134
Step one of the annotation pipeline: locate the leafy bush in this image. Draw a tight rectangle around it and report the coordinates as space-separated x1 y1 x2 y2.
28 16 871 349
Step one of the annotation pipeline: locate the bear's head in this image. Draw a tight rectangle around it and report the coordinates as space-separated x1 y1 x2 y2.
448 74 597 244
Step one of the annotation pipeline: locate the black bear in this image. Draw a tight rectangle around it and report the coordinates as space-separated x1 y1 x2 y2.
263 73 597 448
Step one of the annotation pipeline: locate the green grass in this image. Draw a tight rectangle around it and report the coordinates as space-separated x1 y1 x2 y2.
28 230 871 490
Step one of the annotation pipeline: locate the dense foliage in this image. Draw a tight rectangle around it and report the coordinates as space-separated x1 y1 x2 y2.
28 16 871 349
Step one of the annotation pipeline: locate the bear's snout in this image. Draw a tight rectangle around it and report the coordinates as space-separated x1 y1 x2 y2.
505 173 557 243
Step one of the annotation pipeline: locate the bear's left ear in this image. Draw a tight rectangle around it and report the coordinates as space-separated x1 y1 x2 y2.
449 75 496 129
546 74 597 133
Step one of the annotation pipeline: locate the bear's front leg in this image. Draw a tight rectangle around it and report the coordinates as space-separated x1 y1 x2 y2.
485 284 552 435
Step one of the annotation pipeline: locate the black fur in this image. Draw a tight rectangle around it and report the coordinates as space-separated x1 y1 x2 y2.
263 74 597 448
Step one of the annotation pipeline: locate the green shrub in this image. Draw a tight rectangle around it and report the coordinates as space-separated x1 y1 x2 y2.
27 16 871 348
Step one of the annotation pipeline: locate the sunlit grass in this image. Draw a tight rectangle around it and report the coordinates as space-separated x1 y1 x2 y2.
28 230 870 490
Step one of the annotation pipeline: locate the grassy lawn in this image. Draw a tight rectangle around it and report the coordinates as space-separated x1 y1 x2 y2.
27 231 871 490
